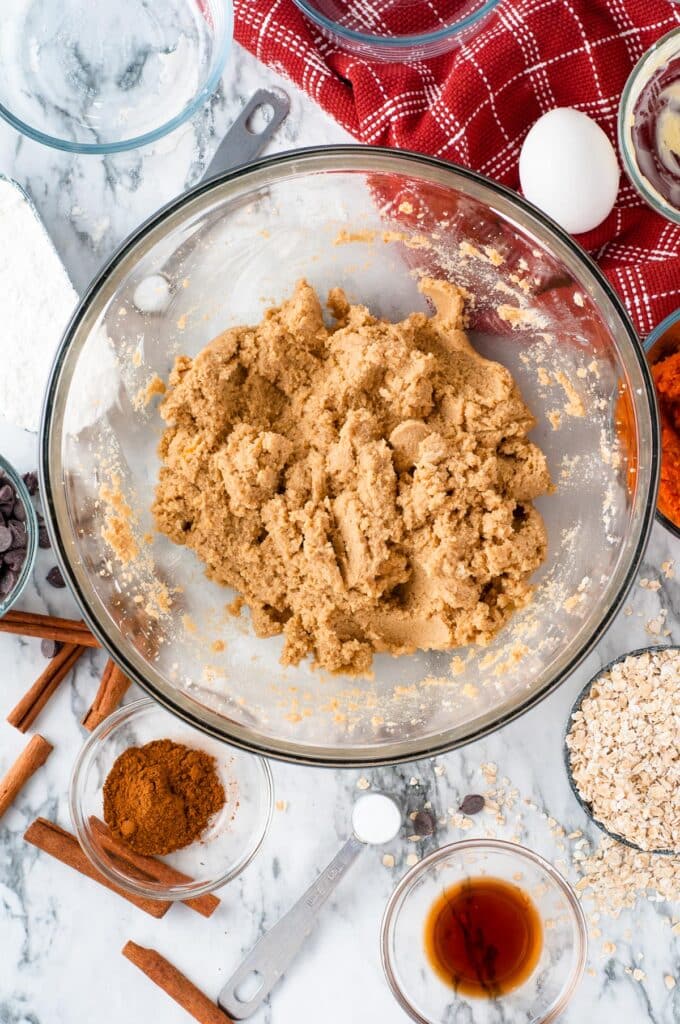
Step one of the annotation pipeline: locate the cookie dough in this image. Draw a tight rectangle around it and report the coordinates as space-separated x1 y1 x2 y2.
153 279 551 675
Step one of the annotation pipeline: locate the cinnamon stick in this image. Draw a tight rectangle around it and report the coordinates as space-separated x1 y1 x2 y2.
0 609 99 647
82 659 131 731
89 817 220 918
0 735 53 820
24 818 170 919
7 643 87 732
122 941 232 1024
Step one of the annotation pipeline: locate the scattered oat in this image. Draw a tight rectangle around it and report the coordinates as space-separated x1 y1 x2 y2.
434 764 445 777
632 968 646 982
405 853 419 867
602 941 617 955
275 800 288 812
665 975 676 990
382 853 395 868
639 577 661 591
662 560 675 579
356 777 370 791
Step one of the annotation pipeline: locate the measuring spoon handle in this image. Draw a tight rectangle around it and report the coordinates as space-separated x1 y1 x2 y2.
218 834 365 1019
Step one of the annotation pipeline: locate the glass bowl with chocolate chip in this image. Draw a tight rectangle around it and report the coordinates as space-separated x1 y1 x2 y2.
69 697 274 901
0 455 38 616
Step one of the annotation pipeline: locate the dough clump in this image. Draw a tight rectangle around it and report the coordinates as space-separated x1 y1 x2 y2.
153 279 551 675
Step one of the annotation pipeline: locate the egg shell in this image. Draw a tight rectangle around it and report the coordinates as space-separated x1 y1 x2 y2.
519 108 620 235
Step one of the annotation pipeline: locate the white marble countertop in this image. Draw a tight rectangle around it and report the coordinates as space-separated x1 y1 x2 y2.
1 43 679 1024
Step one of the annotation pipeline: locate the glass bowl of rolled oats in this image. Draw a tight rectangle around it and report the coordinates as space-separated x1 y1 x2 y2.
564 645 680 856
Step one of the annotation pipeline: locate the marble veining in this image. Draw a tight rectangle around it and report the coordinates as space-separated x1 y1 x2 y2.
0 43 679 1024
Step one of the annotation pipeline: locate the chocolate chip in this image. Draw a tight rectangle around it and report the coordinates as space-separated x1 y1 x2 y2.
0 526 12 553
38 526 51 549
413 810 435 837
0 568 17 595
0 484 13 504
459 794 485 816
22 471 38 496
46 566 65 588
41 638 63 659
3 549 25 572
8 521 26 549
12 501 25 522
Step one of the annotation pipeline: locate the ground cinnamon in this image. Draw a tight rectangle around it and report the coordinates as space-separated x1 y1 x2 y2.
103 740 225 856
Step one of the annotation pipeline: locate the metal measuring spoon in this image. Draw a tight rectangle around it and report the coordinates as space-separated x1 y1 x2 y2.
564 644 679 857
218 792 402 1019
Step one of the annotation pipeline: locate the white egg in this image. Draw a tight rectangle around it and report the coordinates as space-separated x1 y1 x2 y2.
519 108 619 234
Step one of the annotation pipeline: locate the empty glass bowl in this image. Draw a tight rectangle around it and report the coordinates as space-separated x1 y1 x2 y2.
42 147 658 767
70 698 273 900
0 454 38 617
0 0 233 152
291 0 501 60
381 840 587 1024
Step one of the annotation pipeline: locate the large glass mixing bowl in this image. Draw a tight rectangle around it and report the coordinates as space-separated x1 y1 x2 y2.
41 148 658 767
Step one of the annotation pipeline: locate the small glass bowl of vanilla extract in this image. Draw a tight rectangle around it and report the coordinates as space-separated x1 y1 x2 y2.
380 839 587 1024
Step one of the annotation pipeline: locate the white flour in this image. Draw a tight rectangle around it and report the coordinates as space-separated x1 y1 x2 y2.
0 178 77 432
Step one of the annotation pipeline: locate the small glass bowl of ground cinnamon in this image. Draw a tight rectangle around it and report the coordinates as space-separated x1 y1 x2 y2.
70 698 273 900
644 309 680 539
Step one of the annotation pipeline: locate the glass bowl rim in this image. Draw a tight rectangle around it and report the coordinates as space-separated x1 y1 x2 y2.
290 0 501 50
0 453 38 617
69 696 275 899
643 306 680 540
380 838 588 1024
0 0 234 154
41 143 660 767
617 26 680 225
564 643 680 857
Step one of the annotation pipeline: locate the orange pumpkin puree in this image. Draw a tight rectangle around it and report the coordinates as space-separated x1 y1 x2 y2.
652 350 680 526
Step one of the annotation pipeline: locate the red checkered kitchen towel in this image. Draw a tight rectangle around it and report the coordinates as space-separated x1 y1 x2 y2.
234 0 680 338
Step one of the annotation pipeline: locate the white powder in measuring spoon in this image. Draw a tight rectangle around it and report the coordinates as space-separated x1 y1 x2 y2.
351 792 402 845
0 179 77 432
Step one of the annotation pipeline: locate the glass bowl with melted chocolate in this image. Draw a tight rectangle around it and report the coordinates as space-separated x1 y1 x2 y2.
620 27 680 223
381 839 587 1024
